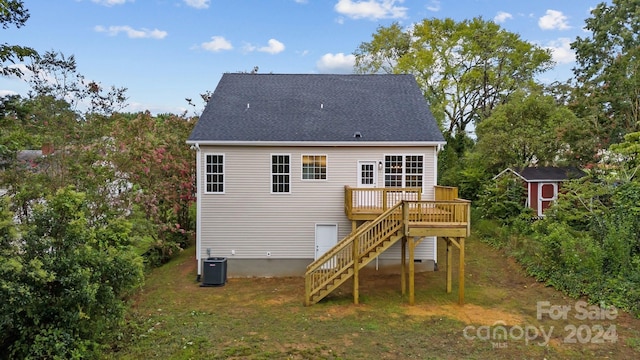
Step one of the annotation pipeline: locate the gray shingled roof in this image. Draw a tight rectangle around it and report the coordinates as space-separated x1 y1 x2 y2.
187 73 444 143
518 167 586 181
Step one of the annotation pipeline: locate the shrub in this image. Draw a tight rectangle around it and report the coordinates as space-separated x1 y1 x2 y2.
0 187 144 358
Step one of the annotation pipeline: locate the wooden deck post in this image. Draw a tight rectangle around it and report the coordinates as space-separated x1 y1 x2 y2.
409 237 415 305
458 237 465 305
446 237 452 294
401 236 406 296
353 236 359 305
304 275 311 306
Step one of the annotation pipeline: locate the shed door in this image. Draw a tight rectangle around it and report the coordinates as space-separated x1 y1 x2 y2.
537 182 557 217
315 224 338 261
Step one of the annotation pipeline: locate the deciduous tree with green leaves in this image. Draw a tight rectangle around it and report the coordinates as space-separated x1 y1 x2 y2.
571 0 640 145
109 112 196 264
354 17 554 135
0 0 37 77
0 187 144 358
474 90 582 172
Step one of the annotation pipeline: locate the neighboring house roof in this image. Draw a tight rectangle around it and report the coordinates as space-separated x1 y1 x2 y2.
187 73 445 144
494 167 586 182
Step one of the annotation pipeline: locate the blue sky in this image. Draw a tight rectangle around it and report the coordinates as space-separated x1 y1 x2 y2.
1 0 606 115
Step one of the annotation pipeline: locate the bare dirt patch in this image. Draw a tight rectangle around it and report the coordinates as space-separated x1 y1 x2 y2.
405 303 524 325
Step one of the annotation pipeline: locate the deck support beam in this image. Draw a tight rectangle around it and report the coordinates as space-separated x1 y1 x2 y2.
446 237 452 294
401 237 407 296
407 236 427 305
353 236 359 305
408 236 415 305
459 236 465 305
443 236 464 304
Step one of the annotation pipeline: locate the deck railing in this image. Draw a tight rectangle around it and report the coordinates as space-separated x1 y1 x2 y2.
434 185 459 201
403 200 471 235
344 186 422 218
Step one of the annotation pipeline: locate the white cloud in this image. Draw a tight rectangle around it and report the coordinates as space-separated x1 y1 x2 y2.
201 36 233 52
294 0 308 3
426 0 440 12
258 39 285 54
242 43 257 53
243 39 286 54
0 63 31 80
184 0 210 9
494 11 513 23
126 101 187 116
316 53 355 73
334 0 408 20
91 0 132 6
94 25 168 39
0 89 18 97
538 9 570 30
544 37 575 64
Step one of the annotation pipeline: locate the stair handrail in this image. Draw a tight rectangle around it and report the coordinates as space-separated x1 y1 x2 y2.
304 201 405 305
305 201 403 275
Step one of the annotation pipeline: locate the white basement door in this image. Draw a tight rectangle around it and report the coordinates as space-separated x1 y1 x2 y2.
315 224 338 260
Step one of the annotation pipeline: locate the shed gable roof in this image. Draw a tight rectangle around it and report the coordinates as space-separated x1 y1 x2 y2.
188 73 445 143
494 166 586 182
518 167 585 181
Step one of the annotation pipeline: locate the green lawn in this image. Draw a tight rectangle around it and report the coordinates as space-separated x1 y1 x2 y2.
106 236 640 359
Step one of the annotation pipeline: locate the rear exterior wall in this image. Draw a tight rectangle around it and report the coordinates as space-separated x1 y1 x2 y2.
197 145 438 276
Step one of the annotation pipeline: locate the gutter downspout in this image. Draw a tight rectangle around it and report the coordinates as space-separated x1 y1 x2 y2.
194 143 202 280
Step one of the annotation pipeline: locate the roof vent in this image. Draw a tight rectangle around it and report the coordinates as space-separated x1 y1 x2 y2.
353 132 362 138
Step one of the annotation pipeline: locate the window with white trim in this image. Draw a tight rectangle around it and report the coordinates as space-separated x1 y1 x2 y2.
205 154 224 193
271 154 291 193
302 155 327 180
405 155 424 187
384 155 423 188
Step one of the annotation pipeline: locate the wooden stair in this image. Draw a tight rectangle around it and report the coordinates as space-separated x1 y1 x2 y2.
304 202 405 305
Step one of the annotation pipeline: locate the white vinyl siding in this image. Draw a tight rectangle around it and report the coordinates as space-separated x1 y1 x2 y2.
198 146 437 261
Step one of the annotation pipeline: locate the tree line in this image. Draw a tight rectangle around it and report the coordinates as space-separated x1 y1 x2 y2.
1 1 197 357
353 0 640 317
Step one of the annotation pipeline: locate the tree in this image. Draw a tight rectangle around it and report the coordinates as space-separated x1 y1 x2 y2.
474 90 580 172
0 0 38 77
354 18 554 135
27 51 128 116
0 51 130 220
109 112 196 263
0 187 144 358
609 131 640 181
571 0 640 145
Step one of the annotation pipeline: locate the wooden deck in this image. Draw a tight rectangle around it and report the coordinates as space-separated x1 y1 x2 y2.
344 186 470 236
304 186 470 306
